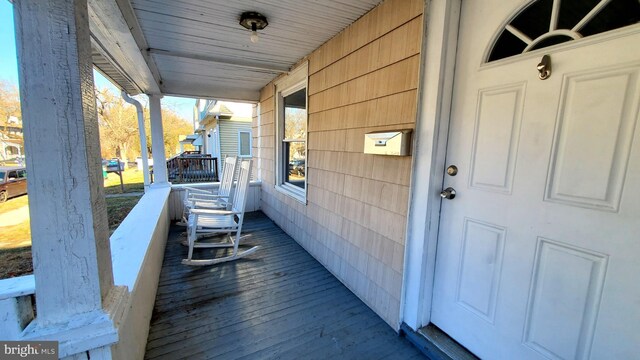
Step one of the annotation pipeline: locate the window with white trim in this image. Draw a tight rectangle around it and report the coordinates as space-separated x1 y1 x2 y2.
275 63 308 203
238 130 252 157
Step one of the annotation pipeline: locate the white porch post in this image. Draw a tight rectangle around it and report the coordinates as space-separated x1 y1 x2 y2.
14 0 126 356
149 94 169 184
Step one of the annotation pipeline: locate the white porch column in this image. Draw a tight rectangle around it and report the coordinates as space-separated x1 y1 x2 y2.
149 94 169 184
14 0 126 356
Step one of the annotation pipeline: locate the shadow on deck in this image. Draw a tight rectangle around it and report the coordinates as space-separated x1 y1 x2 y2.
145 211 425 359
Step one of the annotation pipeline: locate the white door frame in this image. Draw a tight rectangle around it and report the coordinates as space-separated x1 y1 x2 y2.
401 0 463 330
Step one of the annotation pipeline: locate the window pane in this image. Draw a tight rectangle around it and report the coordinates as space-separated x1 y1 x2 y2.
285 141 305 189
284 88 306 141
488 0 640 62
579 0 640 37
239 132 251 156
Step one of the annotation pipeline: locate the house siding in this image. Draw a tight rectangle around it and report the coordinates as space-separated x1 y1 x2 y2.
219 119 252 161
254 0 423 329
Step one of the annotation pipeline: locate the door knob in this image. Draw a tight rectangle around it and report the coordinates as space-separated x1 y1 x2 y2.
440 187 456 200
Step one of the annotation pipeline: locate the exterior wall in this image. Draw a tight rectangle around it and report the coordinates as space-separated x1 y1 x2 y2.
219 119 252 160
255 0 423 329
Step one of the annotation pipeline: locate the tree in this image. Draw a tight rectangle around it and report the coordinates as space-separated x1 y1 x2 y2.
284 107 306 161
0 80 22 136
95 87 140 161
95 87 194 161
161 107 194 157
0 82 194 162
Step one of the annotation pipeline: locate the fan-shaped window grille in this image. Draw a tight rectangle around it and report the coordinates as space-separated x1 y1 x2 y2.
487 0 640 62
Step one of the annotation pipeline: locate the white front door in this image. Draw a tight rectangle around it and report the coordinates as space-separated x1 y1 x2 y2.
431 1 640 359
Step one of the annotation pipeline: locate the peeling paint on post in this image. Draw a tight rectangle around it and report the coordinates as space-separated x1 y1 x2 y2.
13 0 114 324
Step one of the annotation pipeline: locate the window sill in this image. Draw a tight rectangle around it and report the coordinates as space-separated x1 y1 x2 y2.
275 184 307 205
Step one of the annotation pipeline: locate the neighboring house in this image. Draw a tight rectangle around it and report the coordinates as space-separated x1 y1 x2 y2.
4 0 640 359
0 116 24 161
0 133 22 161
4 116 23 137
195 99 253 176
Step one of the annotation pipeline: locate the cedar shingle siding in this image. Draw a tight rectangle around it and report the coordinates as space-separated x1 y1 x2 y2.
254 0 424 329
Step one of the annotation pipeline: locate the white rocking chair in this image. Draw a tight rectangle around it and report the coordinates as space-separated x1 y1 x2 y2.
179 156 238 225
182 158 258 266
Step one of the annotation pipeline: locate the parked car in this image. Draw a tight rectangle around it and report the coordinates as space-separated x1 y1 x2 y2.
105 158 125 172
0 166 28 202
288 159 305 176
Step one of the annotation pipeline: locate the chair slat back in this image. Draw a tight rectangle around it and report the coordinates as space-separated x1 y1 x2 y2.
231 159 252 215
219 156 238 198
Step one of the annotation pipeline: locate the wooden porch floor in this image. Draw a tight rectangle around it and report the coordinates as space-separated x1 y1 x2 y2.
144 211 425 359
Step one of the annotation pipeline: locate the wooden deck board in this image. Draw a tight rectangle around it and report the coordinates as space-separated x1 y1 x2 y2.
145 211 424 360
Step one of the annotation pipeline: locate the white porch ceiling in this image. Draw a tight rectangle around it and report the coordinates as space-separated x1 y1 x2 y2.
91 0 382 101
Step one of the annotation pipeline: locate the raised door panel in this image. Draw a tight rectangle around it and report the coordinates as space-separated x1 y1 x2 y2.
470 83 525 193
524 238 608 360
456 219 506 323
545 64 640 211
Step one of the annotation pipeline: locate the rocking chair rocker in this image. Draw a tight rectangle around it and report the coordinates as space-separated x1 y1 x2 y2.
182 158 258 266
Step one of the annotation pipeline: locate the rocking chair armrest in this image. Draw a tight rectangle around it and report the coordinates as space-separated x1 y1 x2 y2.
190 208 239 216
187 197 229 206
188 193 228 199
183 186 214 194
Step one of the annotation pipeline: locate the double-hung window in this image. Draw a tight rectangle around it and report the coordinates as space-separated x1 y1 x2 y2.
275 63 307 203
238 131 252 157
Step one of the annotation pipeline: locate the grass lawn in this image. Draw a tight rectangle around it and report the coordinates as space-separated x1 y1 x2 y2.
0 192 143 279
103 169 145 194
0 196 31 249
106 196 143 231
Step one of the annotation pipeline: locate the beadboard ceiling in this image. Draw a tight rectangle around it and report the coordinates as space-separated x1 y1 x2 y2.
92 0 382 101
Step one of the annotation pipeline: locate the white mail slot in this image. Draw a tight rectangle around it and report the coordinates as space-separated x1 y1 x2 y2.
364 130 412 156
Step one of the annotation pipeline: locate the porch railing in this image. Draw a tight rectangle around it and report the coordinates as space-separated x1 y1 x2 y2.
166 152 219 183
0 185 172 358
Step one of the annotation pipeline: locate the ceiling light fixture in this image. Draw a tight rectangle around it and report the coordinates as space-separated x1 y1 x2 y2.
239 12 268 44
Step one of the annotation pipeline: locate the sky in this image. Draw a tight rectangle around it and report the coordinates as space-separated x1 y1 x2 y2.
0 1 238 124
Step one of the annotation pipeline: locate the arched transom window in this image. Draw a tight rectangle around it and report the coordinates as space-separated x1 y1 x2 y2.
487 0 640 62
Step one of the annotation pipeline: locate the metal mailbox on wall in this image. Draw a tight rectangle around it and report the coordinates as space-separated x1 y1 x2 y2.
364 130 412 156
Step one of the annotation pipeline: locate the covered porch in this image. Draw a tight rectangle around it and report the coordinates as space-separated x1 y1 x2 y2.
0 0 434 358
4 0 639 358
145 212 422 359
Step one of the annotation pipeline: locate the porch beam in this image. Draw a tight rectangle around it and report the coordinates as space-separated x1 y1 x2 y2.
161 84 261 104
149 95 169 184
15 0 115 323
113 0 163 86
87 0 161 94
148 48 290 74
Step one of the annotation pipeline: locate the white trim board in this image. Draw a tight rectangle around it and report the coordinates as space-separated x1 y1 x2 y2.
401 0 462 330
273 61 309 203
